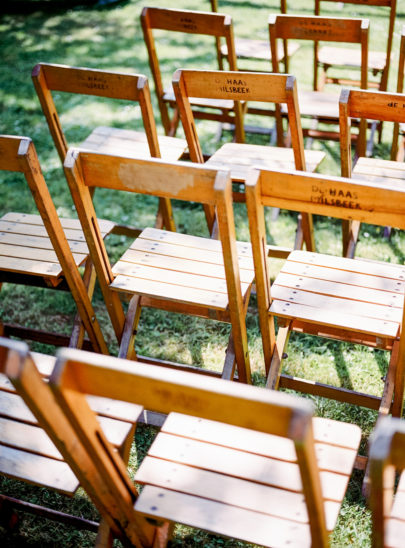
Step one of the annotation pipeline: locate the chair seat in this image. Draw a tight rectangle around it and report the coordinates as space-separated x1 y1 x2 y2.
0 212 115 281
135 411 361 547
270 250 405 340
318 46 387 72
353 156 405 187
221 38 299 62
205 142 325 182
81 126 187 162
163 88 235 111
110 227 254 310
281 90 339 120
0 352 142 494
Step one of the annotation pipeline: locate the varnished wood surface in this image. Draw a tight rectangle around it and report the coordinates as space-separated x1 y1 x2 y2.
135 411 361 547
111 227 254 310
205 142 325 182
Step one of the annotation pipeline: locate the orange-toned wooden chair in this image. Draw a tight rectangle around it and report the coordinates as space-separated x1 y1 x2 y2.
174 68 325 251
339 87 405 257
0 135 111 353
0 337 141 542
32 63 187 233
140 6 244 141
210 0 299 72
269 14 369 143
369 416 405 548
246 167 405 432
42 345 361 547
64 150 254 383
315 0 396 93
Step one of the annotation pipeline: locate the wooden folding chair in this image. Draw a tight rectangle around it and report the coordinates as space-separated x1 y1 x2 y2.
140 6 244 141
315 0 396 93
391 26 405 162
43 345 361 547
340 87 405 257
64 150 254 383
174 68 325 251
209 0 299 72
369 416 405 548
32 63 187 233
269 14 369 143
0 135 111 353
246 167 405 435
0 337 141 542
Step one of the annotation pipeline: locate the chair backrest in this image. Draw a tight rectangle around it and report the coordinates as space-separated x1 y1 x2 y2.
173 69 306 169
391 25 405 160
32 63 162 164
0 135 107 354
140 7 239 134
369 415 405 547
269 14 369 91
245 166 405 369
315 0 396 92
63 150 249 373
44 345 332 546
339 87 405 171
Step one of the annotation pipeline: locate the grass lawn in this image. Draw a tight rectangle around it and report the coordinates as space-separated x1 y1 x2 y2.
1 0 405 545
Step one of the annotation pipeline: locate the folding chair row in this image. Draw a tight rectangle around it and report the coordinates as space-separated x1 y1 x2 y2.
0 338 362 547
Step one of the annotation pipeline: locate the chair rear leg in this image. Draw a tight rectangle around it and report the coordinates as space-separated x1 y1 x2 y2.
266 324 291 389
118 294 142 360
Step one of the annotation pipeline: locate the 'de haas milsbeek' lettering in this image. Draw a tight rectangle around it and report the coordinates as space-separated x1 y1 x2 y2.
219 78 250 94
311 185 362 210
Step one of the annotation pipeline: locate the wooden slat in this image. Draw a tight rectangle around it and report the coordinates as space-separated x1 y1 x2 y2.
141 227 253 258
318 46 387 71
127 236 254 271
135 457 342 532
0 220 86 242
274 271 403 308
163 88 234 110
136 485 313 548
113 249 254 285
385 517 405 548
81 126 187 162
160 414 358 476
112 261 248 295
136 456 309 522
312 417 362 451
0 443 79 495
223 38 299 62
111 274 229 310
2 212 114 235
0 255 63 278
270 299 399 338
0 391 134 448
205 143 325 182
354 157 405 182
272 284 402 324
0 416 62 460
288 251 405 282
290 90 339 119
0 242 87 265
0 231 90 255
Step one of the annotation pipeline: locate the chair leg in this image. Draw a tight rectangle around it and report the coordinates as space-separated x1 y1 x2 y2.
266 324 291 389
221 333 237 380
342 220 360 259
391 341 405 418
118 295 141 360
68 259 97 350
95 519 114 548
168 107 180 137
155 198 176 232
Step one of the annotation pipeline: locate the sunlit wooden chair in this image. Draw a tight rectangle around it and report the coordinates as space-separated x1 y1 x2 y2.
210 0 299 72
340 87 405 257
369 416 405 548
43 345 361 547
64 150 254 383
0 337 141 542
391 26 405 162
0 135 111 353
246 167 405 436
32 63 187 233
174 68 325 251
140 6 243 142
315 0 396 93
269 14 369 143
